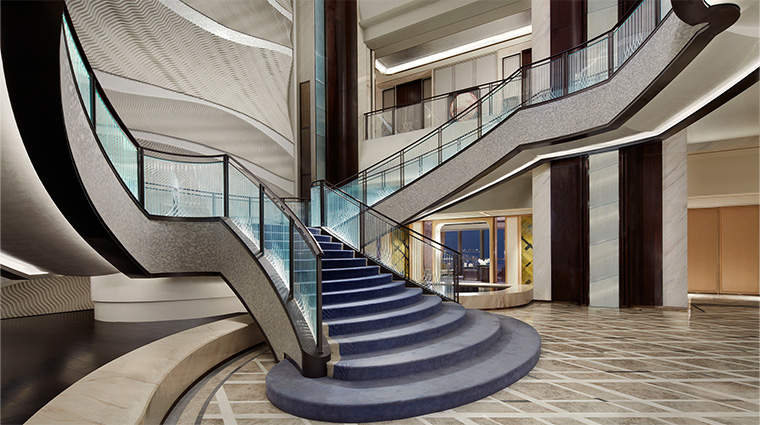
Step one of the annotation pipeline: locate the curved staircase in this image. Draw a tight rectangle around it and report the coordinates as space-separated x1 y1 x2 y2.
267 227 541 423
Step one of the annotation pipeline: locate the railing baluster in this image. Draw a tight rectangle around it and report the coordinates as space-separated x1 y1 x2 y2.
223 155 229 217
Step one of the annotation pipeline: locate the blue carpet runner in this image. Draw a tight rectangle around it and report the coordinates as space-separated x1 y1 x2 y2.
266 227 541 422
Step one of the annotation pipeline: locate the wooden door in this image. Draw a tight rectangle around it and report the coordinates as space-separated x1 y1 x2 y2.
687 208 719 293
720 206 759 294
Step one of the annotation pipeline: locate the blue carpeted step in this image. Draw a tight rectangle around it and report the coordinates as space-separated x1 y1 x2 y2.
331 310 501 381
323 273 393 292
319 241 344 250
325 295 441 336
322 265 380 280
322 288 422 320
331 303 467 356
312 234 332 243
322 258 366 269
308 227 321 235
323 281 406 305
322 249 354 259
266 315 541 423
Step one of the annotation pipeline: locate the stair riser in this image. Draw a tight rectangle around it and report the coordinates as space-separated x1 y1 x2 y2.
319 242 344 250
335 307 467 356
327 300 442 336
313 235 332 242
322 267 380 280
332 318 501 381
323 290 422 320
323 275 393 292
323 283 405 305
322 258 367 269
323 250 354 259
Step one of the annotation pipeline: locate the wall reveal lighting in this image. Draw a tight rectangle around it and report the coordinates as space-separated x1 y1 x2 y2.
375 25 532 75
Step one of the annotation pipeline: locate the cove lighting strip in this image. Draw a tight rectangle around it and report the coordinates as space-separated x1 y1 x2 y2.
0 252 49 277
376 25 532 75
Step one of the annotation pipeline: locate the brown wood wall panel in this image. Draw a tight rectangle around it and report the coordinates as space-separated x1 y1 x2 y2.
550 0 586 55
687 208 720 293
620 141 663 307
720 205 759 295
298 81 311 197
551 156 589 304
324 0 358 184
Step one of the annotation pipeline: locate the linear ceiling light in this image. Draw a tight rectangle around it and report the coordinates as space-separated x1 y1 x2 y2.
0 252 48 277
375 25 532 75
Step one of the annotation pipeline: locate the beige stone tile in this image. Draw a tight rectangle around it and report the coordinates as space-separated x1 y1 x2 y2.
548 400 632 413
593 382 694 400
418 418 470 425
555 383 629 401
452 400 522 413
200 419 224 425
230 401 288 414
474 418 546 425
540 418 588 425
657 400 745 412
204 402 221 415
361 418 427 425
236 419 304 425
608 402 670 413
221 383 268 401
704 417 760 425
508 382 596 400
590 417 669 425
657 417 712 425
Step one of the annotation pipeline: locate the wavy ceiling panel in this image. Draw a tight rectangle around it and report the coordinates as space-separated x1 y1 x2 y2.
66 0 296 189
181 0 293 47
105 89 295 181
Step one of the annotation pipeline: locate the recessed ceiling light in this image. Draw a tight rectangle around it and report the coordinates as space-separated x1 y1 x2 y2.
376 25 532 75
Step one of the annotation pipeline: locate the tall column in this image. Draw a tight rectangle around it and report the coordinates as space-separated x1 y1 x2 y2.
506 217 521 286
324 0 358 184
532 164 552 300
531 0 551 62
588 151 620 307
662 130 688 307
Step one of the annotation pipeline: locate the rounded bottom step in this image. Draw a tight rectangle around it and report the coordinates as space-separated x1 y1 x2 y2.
266 314 540 423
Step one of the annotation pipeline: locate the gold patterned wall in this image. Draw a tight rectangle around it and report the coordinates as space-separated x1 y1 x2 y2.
521 216 533 285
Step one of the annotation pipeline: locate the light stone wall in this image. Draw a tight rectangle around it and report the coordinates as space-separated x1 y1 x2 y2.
532 163 551 301
662 130 688 307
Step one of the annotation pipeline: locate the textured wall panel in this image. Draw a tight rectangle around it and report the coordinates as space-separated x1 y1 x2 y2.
182 0 293 47
1 276 93 319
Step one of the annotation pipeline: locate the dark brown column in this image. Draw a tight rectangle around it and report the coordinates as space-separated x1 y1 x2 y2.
551 156 589 304
619 141 663 307
324 0 358 184
550 0 587 55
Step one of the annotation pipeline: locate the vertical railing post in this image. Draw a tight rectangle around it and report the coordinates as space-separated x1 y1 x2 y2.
359 204 366 255
319 181 326 227
137 147 145 207
562 52 569 96
437 129 443 165
654 0 661 26
608 31 614 78
89 71 96 123
259 184 265 253
316 256 323 352
477 93 483 139
223 155 229 217
362 172 368 205
289 217 295 295
399 151 405 188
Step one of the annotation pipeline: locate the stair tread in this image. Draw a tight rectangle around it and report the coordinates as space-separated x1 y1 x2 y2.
323 288 421 311
330 302 466 347
323 281 405 299
324 295 439 326
266 315 541 423
323 273 392 286
333 310 500 369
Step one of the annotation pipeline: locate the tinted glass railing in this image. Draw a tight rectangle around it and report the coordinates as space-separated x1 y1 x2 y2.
62 13 323 346
312 181 460 302
350 0 669 209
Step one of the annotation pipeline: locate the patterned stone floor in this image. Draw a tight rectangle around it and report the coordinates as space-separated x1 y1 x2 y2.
167 302 759 425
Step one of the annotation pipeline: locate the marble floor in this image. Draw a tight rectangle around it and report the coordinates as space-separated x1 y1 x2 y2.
169 302 759 425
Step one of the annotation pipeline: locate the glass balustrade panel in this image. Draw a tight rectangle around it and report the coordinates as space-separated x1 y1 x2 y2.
94 94 140 198
63 17 92 119
263 192 290 291
143 154 223 217
324 187 361 250
228 164 261 245
292 227 318 341
370 109 395 139
568 37 610 94
310 185 322 228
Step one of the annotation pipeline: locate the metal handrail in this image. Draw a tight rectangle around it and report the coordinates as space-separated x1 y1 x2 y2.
345 0 666 190
312 179 461 302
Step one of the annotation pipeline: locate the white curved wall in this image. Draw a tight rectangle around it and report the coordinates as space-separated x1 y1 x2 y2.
91 274 246 322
